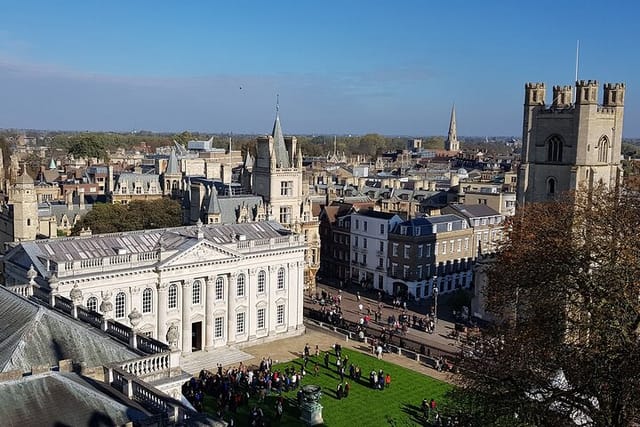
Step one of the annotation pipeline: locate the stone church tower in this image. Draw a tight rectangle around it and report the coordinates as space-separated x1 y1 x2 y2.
445 105 460 152
517 80 625 205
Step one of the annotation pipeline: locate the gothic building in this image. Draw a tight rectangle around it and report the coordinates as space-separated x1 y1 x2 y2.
244 108 320 290
517 80 625 205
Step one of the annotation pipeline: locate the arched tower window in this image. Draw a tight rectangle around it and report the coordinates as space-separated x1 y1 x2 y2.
86 296 98 312
142 288 153 313
547 177 557 197
546 135 564 162
597 136 609 163
115 292 126 319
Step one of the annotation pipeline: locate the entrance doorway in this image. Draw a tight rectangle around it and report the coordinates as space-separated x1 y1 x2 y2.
191 321 202 351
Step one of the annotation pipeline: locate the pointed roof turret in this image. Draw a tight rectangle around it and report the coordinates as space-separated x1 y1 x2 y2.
16 164 34 185
244 152 254 170
166 148 180 175
207 185 220 214
271 99 291 168
48 157 56 170
445 104 460 152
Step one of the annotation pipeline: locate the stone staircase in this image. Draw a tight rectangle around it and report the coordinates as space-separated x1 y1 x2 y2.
179 347 253 375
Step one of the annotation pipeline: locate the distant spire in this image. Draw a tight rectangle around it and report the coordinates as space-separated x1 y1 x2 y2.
445 104 460 152
276 94 279 112
166 148 180 175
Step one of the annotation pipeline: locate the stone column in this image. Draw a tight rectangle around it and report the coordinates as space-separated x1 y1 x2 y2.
157 282 169 343
227 272 237 344
205 276 215 350
181 279 193 354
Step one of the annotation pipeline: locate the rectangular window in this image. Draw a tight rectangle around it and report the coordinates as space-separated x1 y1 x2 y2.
279 206 291 224
379 241 384 251
464 238 469 250
380 224 385 234
404 245 410 259
457 239 462 252
434 242 439 255
280 181 293 196
354 236 359 247
450 240 455 253
425 244 431 257
425 265 431 277
417 265 423 279
276 304 285 325
257 308 266 329
392 243 399 257
214 317 224 339
355 219 359 230
363 238 367 249
442 242 447 255
363 221 368 232
403 265 410 279
378 258 384 268
418 245 423 258
236 312 245 334
362 254 367 264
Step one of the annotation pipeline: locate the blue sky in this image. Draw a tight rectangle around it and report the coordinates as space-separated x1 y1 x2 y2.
1 1 638 136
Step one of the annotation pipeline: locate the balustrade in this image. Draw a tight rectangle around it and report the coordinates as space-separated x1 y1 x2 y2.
120 353 170 377
76 305 103 328
106 320 132 344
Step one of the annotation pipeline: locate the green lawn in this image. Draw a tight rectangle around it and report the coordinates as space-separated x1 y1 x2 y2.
205 347 453 426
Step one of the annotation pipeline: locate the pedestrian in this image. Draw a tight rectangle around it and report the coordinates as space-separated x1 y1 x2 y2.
314 363 320 376
385 373 391 388
337 383 343 400
344 381 350 398
315 344 320 357
358 303 363 313
357 291 361 301
324 352 330 368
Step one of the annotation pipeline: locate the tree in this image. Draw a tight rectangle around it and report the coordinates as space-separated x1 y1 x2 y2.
451 187 640 426
65 134 109 161
71 199 182 235
173 131 194 147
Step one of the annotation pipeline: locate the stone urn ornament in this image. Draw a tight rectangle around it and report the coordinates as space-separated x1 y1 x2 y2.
69 284 83 305
27 264 37 284
128 308 142 328
48 273 59 292
299 384 324 426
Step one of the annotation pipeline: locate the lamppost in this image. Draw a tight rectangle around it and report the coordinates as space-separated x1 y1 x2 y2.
433 276 439 327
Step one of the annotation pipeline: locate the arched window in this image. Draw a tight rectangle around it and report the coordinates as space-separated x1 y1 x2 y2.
215 277 224 300
277 267 286 290
27 218 31 226
142 288 153 313
237 274 246 297
115 292 126 319
547 177 556 196
597 136 609 163
168 284 178 309
192 280 202 305
546 135 564 162
86 296 98 312
257 270 266 294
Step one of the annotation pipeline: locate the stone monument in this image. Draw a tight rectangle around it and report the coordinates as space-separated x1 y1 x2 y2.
299 384 323 426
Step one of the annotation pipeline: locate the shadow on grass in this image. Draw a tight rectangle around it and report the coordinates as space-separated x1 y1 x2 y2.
401 402 427 426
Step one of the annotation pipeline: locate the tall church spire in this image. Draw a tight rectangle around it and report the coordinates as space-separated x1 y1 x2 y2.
445 104 460 152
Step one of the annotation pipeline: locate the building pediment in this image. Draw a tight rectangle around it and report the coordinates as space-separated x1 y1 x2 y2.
159 240 242 268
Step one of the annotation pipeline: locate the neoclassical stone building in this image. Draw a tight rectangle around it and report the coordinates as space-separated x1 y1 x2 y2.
3 221 307 354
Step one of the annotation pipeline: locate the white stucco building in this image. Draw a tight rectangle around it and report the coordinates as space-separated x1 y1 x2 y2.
3 220 307 354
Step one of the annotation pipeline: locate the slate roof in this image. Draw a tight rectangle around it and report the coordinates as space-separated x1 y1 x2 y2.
6 221 291 278
271 112 291 168
0 287 138 373
391 214 467 235
0 371 149 426
444 203 501 218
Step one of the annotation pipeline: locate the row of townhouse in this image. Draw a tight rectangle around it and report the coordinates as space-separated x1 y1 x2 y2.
319 203 505 299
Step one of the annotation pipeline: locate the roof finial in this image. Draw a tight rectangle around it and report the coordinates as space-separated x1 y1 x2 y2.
276 94 279 113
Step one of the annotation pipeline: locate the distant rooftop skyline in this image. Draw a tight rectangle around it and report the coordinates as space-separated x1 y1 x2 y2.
0 1 638 136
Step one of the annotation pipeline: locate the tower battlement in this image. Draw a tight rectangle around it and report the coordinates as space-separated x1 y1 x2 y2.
603 82 625 107
552 85 572 108
576 80 599 104
524 82 545 106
